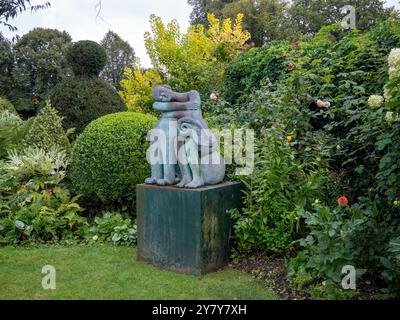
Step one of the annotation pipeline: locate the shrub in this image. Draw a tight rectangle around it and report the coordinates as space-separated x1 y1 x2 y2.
50 75 127 137
381 236 400 299
85 212 137 246
0 146 141 246
0 111 27 159
50 40 127 137
288 202 368 284
3 147 68 186
70 112 157 205
67 40 107 77
308 281 360 300
369 18 400 50
206 18 400 297
285 24 392 201
0 97 15 113
231 127 329 254
0 147 87 245
119 66 162 113
222 41 293 104
21 101 70 152
347 47 400 207
144 13 250 96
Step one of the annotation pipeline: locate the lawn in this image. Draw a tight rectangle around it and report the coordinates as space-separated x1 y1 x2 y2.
0 245 277 300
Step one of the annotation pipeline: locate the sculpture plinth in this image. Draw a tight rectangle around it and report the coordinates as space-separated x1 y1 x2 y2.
136 182 242 275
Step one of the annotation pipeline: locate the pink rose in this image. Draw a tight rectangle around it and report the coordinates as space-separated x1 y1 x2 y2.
316 100 331 108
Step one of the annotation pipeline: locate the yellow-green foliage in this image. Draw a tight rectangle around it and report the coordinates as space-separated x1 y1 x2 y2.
143 13 250 94
0 97 15 113
118 66 162 113
0 111 26 159
118 13 249 113
22 102 70 152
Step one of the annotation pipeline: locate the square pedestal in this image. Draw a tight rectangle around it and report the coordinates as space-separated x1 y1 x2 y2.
136 182 242 275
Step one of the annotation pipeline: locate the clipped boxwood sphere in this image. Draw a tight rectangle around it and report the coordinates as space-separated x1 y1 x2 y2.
49 77 127 136
70 112 157 204
67 40 107 76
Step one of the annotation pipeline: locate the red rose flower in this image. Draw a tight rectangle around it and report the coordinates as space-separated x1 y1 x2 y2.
337 196 349 207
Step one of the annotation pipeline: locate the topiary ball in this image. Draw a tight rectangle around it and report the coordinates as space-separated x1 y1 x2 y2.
70 112 157 204
49 77 127 136
67 40 107 77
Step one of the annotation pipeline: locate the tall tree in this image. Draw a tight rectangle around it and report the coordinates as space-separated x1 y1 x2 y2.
188 0 394 44
0 0 50 32
10 28 72 116
188 0 296 45
188 0 208 24
188 0 234 25
0 32 13 98
222 0 295 45
100 30 136 90
289 0 393 35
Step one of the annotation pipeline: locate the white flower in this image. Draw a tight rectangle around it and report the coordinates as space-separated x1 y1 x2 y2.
368 95 384 108
386 111 394 124
92 235 98 241
388 48 400 69
384 86 392 102
389 67 400 80
388 49 400 80
210 92 218 101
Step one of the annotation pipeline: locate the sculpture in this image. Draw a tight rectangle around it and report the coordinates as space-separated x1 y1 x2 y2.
145 85 225 188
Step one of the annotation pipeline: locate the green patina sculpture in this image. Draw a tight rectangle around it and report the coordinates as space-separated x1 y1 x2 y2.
145 85 225 188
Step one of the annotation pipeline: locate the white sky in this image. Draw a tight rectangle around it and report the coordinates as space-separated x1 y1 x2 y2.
0 0 192 67
1 0 399 68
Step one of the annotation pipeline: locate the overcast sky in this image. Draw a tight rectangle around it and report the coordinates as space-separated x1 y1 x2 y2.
1 0 399 67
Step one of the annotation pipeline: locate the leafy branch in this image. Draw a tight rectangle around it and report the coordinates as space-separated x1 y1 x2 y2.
0 0 51 32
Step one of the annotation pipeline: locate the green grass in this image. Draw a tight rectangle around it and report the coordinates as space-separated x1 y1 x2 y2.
0 245 277 300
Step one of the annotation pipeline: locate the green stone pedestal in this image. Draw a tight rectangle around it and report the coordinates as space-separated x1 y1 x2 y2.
136 182 242 275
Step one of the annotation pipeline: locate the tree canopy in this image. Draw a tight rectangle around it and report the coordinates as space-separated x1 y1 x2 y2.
289 0 392 35
144 13 250 94
187 0 394 45
10 28 72 116
100 30 136 90
0 32 13 98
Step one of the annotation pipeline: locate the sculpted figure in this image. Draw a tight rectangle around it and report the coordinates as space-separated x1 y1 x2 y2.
146 85 200 186
145 85 225 188
177 117 225 188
